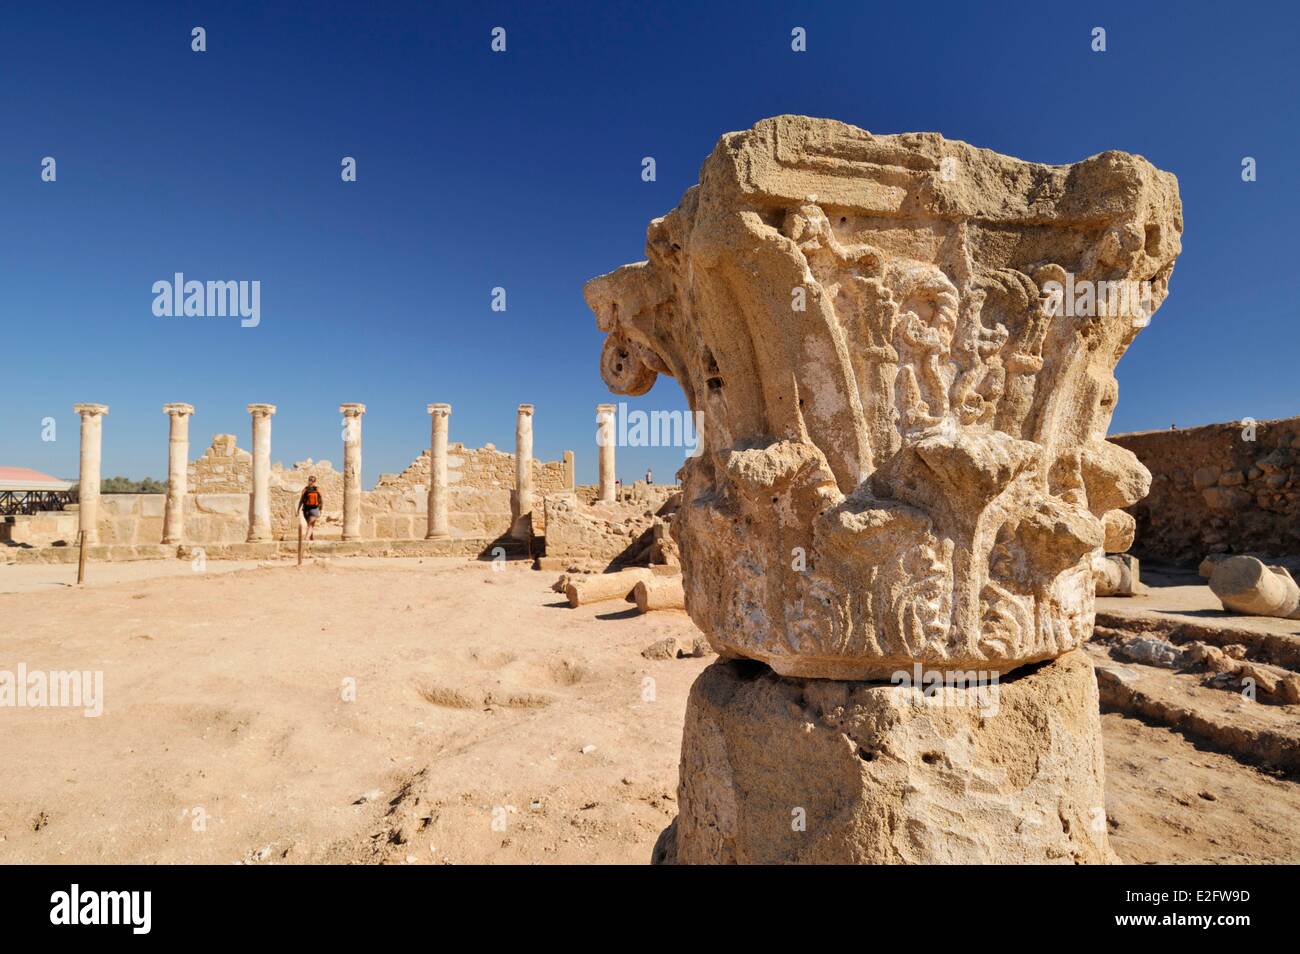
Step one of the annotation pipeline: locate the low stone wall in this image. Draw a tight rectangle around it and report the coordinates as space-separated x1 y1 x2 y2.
1110 416 1300 564
10 435 578 550
0 511 80 547
96 493 165 544
84 493 247 546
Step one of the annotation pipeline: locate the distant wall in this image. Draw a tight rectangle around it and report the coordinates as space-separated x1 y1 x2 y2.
1110 416 1300 564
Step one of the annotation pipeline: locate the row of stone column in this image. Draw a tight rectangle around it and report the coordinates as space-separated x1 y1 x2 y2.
73 401 621 546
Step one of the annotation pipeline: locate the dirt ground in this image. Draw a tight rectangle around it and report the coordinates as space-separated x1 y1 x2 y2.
1 556 1297 864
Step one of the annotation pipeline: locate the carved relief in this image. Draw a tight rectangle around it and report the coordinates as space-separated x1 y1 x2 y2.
586 116 1182 678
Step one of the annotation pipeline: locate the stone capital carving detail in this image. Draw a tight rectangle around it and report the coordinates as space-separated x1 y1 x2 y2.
74 403 109 417
585 115 1183 679
163 402 195 417
246 403 276 418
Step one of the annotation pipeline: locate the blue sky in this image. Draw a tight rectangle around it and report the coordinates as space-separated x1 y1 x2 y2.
2 1 1296 484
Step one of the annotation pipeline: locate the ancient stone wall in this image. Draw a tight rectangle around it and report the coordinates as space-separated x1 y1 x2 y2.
78 434 574 544
0 511 80 547
543 482 680 566
1111 416 1300 563
375 443 569 495
187 434 251 493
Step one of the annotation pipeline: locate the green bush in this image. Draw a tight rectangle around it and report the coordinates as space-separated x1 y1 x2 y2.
98 476 166 494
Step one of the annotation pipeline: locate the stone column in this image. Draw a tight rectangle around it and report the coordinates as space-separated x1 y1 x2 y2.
1209 555 1300 618
340 403 366 541
584 116 1185 864
426 403 451 539
73 404 108 544
563 450 576 491
245 404 275 542
512 404 534 539
162 403 194 544
596 403 616 502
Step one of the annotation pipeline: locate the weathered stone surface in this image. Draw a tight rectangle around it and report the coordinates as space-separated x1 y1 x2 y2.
542 486 679 567
654 650 1113 864
1113 417 1300 564
1209 555 1300 619
633 576 685 613
1102 509 1136 553
564 568 654 608
74 403 109 544
586 115 1182 679
1094 552 1140 597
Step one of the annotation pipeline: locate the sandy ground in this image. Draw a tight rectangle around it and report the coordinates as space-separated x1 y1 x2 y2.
0 558 264 595
1 556 1298 864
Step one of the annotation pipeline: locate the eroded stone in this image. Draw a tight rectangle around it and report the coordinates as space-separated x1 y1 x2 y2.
586 115 1182 679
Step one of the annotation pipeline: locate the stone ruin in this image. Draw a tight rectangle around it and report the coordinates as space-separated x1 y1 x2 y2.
4 401 679 567
586 115 1182 862
1110 416 1300 563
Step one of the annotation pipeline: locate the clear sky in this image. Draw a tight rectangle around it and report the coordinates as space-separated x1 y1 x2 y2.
2 1 1296 484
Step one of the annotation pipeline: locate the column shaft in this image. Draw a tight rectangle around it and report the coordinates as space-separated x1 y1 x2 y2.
426 404 451 539
340 404 366 541
246 404 276 542
73 404 108 544
162 403 194 544
597 404 616 502
513 404 535 539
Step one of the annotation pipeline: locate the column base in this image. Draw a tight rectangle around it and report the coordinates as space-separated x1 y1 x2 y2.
654 649 1115 865
424 531 450 540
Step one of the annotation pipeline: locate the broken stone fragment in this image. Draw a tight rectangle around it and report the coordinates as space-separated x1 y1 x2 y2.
632 577 685 614
564 568 653 608
1102 509 1136 553
1208 555 1300 619
1094 553 1140 597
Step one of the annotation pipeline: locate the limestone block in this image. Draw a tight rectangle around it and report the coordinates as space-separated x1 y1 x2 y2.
586 115 1181 679
99 495 141 516
139 495 165 518
1 512 79 547
192 493 249 517
655 651 1113 864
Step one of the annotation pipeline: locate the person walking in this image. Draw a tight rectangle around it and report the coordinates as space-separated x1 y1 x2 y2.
297 476 323 540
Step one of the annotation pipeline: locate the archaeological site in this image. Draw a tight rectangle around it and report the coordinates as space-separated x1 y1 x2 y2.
2 5 1296 928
